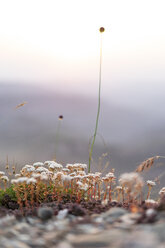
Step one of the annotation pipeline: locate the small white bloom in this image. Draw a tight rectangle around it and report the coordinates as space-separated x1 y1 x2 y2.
66 164 74 169
36 167 49 173
17 177 28 183
40 174 48 181
11 179 18 184
101 199 108 206
106 172 115 178
147 180 156 187
69 172 76 177
33 162 44 168
22 165 35 173
145 199 158 205
73 175 83 180
78 171 86 176
44 161 54 166
27 178 37 184
62 174 72 182
1 176 9 182
159 187 165 195
115 186 123 191
80 183 88 191
32 173 41 179
102 176 109 181
26 167 35 172
73 163 87 170
95 172 102 176
15 174 21 178
49 162 63 170
62 168 70 172
77 181 83 187
0 171 5 176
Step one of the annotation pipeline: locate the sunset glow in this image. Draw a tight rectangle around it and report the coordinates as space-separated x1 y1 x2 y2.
0 0 165 100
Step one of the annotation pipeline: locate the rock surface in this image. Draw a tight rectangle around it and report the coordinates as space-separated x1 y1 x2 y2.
0 207 165 248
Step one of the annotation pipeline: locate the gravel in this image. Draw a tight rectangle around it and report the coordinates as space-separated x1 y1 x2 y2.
0 206 165 248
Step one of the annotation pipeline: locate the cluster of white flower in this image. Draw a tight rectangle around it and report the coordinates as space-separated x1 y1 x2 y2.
0 171 9 183
10 161 89 191
21 165 35 175
159 187 165 196
48 161 63 171
33 162 44 168
66 163 87 171
102 172 115 182
1 156 164 208
9 161 114 198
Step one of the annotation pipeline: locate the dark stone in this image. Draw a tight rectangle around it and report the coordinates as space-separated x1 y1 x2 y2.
37 207 53 221
69 204 86 216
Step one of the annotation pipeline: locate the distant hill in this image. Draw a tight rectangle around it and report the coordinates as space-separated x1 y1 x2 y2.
0 82 165 181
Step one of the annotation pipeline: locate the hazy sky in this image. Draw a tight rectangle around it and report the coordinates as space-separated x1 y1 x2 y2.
0 0 165 108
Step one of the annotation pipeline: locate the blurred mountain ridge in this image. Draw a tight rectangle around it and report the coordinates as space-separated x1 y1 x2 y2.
0 83 165 178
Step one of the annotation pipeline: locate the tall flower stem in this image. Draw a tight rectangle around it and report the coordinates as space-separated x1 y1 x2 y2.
88 27 104 173
54 115 63 161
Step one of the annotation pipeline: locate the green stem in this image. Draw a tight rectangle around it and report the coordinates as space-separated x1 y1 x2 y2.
54 119 61 161
88 34 103 173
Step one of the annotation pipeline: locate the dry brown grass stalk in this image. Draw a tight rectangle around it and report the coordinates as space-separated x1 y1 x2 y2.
15 102 27 109
135 156 161 173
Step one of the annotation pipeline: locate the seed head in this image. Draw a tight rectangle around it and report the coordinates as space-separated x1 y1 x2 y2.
119 172 144 192
99 27 105 33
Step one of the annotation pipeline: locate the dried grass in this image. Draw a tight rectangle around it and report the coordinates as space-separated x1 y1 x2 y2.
15 102 27 109
135 156 160 173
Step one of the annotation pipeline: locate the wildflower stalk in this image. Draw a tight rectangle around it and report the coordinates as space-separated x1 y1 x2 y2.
14 184 23 213
94 182 97 200
122 187 125 203
54 115 63 161
104 182 108 200
36 179 41 206
109 181 112 202
98 182 101 200
30 183 35 210
88 27 105 173
52 183 56 201
147 185 152 200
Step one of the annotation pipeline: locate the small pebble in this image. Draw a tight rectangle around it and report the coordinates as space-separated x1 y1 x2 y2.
57 209 68 220
146 208 157 218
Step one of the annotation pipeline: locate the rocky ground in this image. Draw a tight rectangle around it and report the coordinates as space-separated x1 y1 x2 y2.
0 202 165 248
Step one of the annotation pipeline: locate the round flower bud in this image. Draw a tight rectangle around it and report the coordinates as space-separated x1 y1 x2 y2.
99 27 105 33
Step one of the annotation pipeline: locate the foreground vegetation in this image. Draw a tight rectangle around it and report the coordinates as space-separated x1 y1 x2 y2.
0 156 164 214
